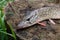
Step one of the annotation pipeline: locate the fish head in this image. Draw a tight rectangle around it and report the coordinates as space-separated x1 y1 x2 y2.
17 20 33 29
17 10 39 29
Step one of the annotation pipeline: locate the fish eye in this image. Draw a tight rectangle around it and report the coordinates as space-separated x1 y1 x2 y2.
27 18 30 21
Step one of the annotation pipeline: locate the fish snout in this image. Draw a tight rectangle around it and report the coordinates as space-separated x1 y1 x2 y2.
17 21 32 29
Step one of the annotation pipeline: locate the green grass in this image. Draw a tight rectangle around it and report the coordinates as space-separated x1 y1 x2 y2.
0 0 16 40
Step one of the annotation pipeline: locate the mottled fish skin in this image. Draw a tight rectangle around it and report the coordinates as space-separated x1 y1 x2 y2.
18 7 60 29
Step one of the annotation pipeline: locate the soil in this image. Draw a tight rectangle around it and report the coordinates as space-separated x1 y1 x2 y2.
4 0 60 40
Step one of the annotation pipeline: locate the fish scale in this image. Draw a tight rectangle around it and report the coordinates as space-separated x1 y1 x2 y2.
18 7 60 29
28 7 60 23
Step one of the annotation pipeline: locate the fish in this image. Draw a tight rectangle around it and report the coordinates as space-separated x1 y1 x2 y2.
17 7 60 29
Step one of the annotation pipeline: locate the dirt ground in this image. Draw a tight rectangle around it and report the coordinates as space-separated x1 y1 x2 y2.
4 0 60 40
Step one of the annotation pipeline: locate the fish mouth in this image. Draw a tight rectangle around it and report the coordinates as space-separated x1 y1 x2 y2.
17 21 33 29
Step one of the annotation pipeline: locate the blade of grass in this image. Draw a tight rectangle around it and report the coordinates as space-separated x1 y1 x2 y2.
7 22 16 40
0 9 8 40
0 30 16 38
0 0 16 40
